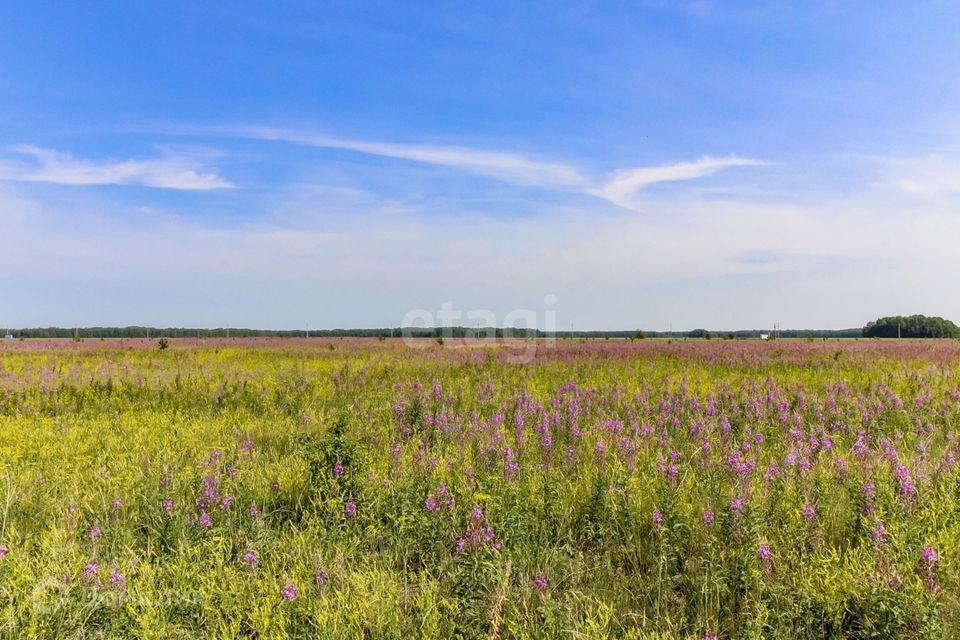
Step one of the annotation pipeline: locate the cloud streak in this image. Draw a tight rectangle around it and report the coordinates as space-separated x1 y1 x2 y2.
18 124 765 207
592 156 766 211
226 126 763 208
0 145 234 190
238 126 587 188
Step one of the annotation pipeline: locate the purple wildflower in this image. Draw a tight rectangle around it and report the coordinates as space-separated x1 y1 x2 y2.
162 498 173 512
81 562 99 580
757 544 771 562
652 510 663 526
198 512 212 529
281 583 297 600
425 497 438 512
108 572 125 588
0 544 8 559
243 551 258 565
249 503 259 517
898 477 917 500
88 525 101 542
730 497 745 513
333 463 344 477
921 544 939 590
703 510 715 525
802 504 816 522
345 501 356 517
533 574 548 592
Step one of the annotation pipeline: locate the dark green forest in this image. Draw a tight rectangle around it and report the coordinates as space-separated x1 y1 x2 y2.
862 315 960 338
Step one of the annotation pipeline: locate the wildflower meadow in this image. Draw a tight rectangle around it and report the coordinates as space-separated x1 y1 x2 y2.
0 337 958 638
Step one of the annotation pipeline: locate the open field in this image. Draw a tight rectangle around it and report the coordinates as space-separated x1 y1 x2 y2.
0 338 958 638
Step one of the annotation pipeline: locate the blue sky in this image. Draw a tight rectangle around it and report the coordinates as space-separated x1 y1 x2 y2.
2 1 959 330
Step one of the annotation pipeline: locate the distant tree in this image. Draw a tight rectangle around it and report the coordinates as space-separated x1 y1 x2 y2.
631 330 646 340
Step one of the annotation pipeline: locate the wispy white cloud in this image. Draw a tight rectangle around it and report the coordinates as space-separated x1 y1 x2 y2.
237 126 587 188
225 126 765 208
0 145 234 190
1 128 767 216
591 155 766 211
873 154 960 199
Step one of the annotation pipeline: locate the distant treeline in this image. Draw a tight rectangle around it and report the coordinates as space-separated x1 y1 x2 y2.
863 315 960 339
2 326 868 339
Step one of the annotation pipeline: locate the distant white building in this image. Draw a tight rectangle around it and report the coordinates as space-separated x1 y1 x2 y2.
3 334 13 339
760 334 770 340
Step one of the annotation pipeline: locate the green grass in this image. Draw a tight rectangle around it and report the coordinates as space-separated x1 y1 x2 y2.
0 340 957 638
